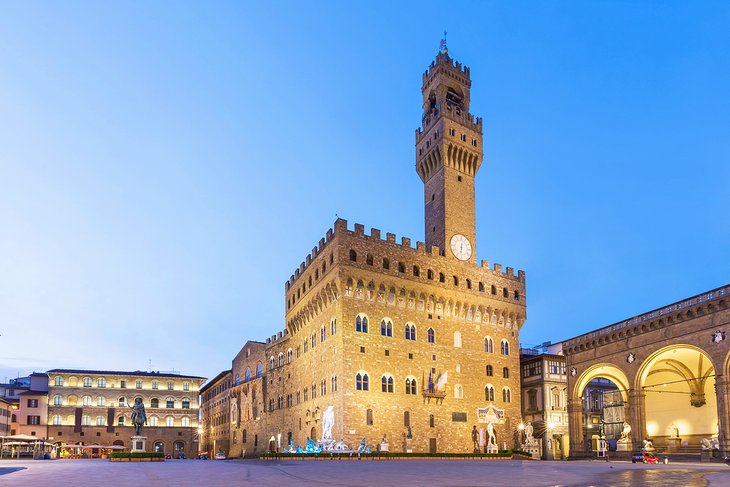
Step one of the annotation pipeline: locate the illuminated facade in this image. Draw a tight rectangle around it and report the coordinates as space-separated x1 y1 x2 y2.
563 285 730 457
205 46 527 457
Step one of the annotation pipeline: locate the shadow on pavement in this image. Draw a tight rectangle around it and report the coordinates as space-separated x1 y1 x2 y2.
0 467 27 476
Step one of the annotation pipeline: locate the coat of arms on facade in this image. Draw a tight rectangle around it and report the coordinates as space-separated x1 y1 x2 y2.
570 367 577 377
712 330 726 344
627 352 636 364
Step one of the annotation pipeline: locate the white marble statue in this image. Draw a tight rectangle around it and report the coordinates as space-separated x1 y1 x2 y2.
642 439 654 451
618 422 631 443
322 405 335 441
524 422 535 445
701 437 720 450
487 422 497 447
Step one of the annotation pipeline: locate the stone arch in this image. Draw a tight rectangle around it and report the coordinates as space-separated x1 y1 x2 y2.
573 363 630 403
635 343 718 445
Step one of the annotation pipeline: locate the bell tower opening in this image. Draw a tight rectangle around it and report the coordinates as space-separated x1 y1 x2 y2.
415 43 483 262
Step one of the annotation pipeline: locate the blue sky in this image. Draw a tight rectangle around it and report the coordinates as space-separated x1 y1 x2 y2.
1 2 728 383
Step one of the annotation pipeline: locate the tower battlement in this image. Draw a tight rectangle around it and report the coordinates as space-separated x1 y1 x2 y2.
422 51 471 86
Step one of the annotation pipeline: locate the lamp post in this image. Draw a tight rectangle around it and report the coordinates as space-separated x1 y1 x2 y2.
517 421 525 449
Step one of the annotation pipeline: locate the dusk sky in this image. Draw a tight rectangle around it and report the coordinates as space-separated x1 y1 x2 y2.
1 2 728 384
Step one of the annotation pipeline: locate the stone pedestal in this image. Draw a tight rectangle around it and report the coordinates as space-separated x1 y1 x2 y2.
379 442 389 452
131 436 147 453
486 443 498 454
616 442 632 452
522 442 541 458
405 438 412 453
666 437 681 452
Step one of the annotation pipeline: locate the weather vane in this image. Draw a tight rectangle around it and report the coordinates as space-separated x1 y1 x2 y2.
440 30 448 54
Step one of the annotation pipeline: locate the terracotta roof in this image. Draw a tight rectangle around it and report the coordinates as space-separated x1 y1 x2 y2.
46 369 206 380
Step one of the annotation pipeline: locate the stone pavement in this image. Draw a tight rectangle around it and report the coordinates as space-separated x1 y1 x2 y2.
1 458 730 486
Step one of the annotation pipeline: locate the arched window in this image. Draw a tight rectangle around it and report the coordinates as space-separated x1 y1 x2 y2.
405 323 416 340
486 365 493 376
366 409 373 425
97 377 106 388
356 372 369 391
500 340 510 355
382 258 390 269
269 356 275 369
174 441 185 453
514 291 520 301
503 387 512 403
154 441 164 452
320 326 326 342
398 262 405 273
53 395 62 406
287 349 293 363
478 282 485 292
52 415 62 425
427 328 435 344
82 415 91 426
349 249 357 262
278 352 284 367
182 416 190 427
484 336 494 353
381 375 394 393
366 254 373 265
466 279 472 289
256 362 263 378
96 416 105 426
97 396 106 406
82 395 92 406
430 414 435 428
454 384 464 399
166 416 174 427
453 275 458 286
166 398 175 408
485 385 495 402
491 285 497 295
356 314 369 333
149 416 159 426
413 266 420 277
405 377 417 395
118 416 126 426
83 377 92 387
54 376 64 386
427 269 434 280
245 368 251 382
380 319 392 337
151 398 159 408
503 367 509 378
453 331 462 348
503 287 508 298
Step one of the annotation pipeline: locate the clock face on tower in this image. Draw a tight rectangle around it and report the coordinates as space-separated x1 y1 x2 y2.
450 234 472 261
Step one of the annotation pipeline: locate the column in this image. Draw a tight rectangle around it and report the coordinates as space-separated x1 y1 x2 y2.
715 374 730 456
628 389 645 447
567 398 583 458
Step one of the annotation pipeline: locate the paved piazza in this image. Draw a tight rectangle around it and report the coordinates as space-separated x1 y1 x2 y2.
1 459 730 486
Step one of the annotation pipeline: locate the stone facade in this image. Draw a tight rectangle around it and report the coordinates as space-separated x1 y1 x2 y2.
199 369 232 457
202 47 527 458
520 348 569 459
563 285 730 457
45 369 205 458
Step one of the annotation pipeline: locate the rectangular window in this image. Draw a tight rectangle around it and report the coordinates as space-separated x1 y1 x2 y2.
183 382 189 391
136 380 142 389
451 412 467 422
27 415 41 425
27 399 38 408
120 380 126 389
152 381 159 389
360 346 365 353
168 382 174 390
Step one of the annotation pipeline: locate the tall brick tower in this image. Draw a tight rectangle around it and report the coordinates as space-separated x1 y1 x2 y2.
416 44 483 264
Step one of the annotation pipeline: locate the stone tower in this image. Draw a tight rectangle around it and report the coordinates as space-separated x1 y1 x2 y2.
416 46 483 263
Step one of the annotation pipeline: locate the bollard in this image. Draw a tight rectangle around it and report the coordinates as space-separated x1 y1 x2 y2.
663 456 668 464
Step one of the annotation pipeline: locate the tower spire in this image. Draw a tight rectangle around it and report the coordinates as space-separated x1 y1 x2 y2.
440 31 448 54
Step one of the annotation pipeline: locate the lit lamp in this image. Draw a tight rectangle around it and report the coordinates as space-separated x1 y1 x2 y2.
518 422 525 446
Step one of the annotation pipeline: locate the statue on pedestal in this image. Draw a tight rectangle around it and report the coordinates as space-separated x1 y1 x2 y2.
472 425 479 452
130 397 146 436
618 422 632 443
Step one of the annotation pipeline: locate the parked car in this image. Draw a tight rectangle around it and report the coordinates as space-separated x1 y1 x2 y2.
215 452 226 460
632 452 658 464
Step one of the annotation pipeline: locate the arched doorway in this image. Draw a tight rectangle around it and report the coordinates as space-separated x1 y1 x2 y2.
571 364 631 454
174 441 185 458
637 345 717 450
153 441 164 453
310 426 317 441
